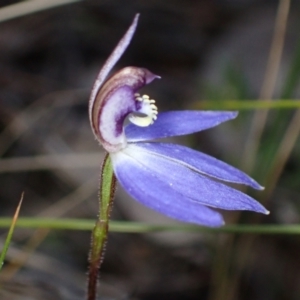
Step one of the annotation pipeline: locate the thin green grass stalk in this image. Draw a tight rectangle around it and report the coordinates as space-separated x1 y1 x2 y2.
87 154 116 300
195 99 300 110
0 217 300 235
254 39 300 184
0 193 23 270
281 39 300 99
218 1 292 298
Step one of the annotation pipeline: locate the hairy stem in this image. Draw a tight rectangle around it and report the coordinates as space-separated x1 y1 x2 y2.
87 154 116 300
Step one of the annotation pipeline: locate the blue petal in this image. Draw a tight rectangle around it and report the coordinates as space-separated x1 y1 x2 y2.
111 151 224 226
118 144 269 214
125 111 238 142
135 142 263 190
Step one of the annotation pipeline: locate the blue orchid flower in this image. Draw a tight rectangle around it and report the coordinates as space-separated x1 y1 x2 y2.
89 14 269 227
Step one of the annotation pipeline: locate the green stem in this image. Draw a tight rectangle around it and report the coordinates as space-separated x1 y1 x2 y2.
87 154 116 300
195 99 300 110
0 218 300 235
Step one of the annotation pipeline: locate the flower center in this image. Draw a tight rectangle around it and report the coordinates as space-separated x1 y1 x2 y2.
128 93 158 127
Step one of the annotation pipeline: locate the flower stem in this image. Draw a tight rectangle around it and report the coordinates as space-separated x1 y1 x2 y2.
87 154 116 300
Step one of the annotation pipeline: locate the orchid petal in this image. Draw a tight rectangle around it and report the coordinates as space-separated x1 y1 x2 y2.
121 145 269 214
111 151 224 226
89 14 139 130
136 142 263 190
125 111 238 142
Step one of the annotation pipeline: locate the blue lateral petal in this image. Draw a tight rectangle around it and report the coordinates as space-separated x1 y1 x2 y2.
125 111 238 142
111 152 225 226
135 142 263 190
121 144 269 214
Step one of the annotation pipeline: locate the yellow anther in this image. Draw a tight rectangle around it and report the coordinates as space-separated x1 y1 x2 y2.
131 93 158 127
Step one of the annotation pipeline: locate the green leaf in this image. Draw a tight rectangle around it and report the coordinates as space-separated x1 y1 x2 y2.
0 193 23 270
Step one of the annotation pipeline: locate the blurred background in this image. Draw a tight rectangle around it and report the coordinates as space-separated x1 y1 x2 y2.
0 0 300 299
